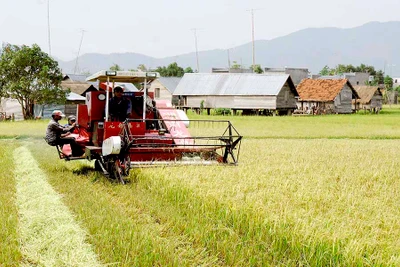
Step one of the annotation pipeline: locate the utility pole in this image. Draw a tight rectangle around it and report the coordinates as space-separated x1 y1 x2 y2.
74 29 86 74
47 0 51 56
250 9 255 70
246 8 263 72
227 49 231 70
191 28 200 72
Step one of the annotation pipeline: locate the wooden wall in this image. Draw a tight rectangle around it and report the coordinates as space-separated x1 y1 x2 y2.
185 95 278 109
370 92 383 109
180 83 298 111
148 80 173 103
276 82 297 109
334 85 353 114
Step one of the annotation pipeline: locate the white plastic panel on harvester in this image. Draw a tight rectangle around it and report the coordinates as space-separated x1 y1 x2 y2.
102 136 121 156
176 109 190 128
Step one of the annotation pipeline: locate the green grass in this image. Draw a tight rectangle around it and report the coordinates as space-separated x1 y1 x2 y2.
3 105 400 140
189 105 400 139
13 146 102 266
27 142 221 266
0 141 22 266
2 106 400 266
0 120 49 139
25 138 400 265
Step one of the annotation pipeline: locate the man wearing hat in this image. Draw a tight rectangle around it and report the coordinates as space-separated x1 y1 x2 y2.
109 86 131 121
45 110 83 157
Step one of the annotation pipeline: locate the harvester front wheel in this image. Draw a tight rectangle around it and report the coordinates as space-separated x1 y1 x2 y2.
94 160 102 172
111 159 125 184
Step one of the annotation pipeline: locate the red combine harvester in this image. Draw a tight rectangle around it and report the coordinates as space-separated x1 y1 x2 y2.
59 70 242 183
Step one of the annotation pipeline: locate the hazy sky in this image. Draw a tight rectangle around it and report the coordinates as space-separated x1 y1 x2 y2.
1 0 399 61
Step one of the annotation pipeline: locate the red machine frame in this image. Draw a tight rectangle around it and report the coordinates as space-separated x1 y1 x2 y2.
60 71 242 183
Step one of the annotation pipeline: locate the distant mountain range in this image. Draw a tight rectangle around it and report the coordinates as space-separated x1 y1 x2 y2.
57 21 400 76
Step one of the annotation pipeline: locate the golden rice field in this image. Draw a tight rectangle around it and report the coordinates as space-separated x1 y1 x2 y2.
1 106 400 266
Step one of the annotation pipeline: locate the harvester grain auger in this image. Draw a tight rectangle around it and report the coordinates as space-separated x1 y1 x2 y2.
56 70 242 183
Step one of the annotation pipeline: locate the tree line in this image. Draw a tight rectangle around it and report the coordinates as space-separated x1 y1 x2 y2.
109 62 194 77
319 64 397 90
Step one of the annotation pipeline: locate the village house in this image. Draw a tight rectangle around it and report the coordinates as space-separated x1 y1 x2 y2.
148 77 182 105
296 79 360 114
353 86 383 113
317 72 372 86
264 67 309 86
173 73 298 115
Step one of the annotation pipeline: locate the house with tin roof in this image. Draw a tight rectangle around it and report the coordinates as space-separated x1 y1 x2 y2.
296 79 359 114
353 86 382 112
173 73 298 115
149 77 182 105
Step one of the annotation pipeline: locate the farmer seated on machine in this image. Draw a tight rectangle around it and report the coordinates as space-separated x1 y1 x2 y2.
44 110 85 157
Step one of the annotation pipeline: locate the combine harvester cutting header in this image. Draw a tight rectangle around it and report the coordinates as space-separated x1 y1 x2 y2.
58 70 242 183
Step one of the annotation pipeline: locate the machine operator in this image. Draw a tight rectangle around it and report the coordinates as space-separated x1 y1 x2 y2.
109 86 132 121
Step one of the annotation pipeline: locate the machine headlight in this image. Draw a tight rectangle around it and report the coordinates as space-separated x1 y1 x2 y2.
106 71 117 76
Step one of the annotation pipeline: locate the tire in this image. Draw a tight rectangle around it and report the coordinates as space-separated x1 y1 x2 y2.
94 160 102 172
111 159 125 184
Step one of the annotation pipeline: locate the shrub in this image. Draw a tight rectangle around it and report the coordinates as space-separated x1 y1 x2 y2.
214 108 231 115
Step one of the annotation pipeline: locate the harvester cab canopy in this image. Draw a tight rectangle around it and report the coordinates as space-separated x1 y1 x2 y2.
86 70 159 84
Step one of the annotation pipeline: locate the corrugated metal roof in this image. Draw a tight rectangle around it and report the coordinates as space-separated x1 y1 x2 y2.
158 77 182 93
67 92 86 101
173 73 295 96
63 74 89 82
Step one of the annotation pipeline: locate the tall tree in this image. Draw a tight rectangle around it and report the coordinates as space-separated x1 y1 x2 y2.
384 75 393 89
319 65 332 76
0 44 64 119
371 70 384 85
251 64 264 74
110 64 123 71
184 67 194 73
231 61 241 70
155 62 185 77
137 64 147 72
319 64 377 76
